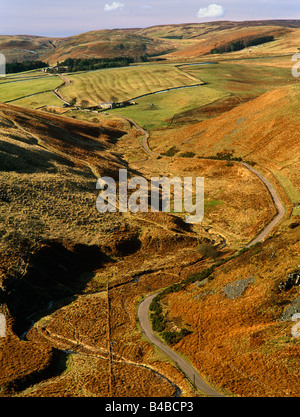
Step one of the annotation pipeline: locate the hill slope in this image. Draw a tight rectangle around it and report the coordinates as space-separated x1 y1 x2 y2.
151 84 300 211
159 224 300 396
2 20 300 64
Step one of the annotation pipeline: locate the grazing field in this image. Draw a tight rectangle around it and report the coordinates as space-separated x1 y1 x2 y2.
59 64 202 105
0 76 62 103
1 70 56 80
181 62 294 98
10 91 63 109
109 85 226 130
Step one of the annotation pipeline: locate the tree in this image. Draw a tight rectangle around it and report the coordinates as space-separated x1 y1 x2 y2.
69 97 77 106
80 99 90 109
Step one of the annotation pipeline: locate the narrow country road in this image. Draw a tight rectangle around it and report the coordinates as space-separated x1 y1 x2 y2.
138 293 224 397
53 73 71 105
137 139 286 397
241 162 286 247
119 116 159 156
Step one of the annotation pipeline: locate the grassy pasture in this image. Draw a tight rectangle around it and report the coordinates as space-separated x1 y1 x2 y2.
11 91 63 109
0 76 62 102
60 64 202 105
1 70 55 81
108 85 226 130
182 62 294 98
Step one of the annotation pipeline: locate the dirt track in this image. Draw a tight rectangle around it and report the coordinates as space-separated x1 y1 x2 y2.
53 73 71 105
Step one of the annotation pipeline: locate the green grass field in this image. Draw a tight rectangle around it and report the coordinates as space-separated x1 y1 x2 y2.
107 85 226 130
181 62 293 98
60 64 202 105
1 69 56 81
0 76 62 103
11 91 64 109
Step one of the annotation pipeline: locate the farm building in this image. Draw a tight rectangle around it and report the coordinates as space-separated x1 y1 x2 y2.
43 66 69 73
97 101 136 110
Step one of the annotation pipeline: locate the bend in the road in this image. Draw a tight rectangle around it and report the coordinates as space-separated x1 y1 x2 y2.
138 293 224 397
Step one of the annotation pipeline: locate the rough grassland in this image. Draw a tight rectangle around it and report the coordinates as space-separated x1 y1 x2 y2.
150 84 300 214
161 226 300 396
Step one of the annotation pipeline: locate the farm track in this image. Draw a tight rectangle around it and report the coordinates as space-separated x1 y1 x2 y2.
26 324 182 396
53 74 71 105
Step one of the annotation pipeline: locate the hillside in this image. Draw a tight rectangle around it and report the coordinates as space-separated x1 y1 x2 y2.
0 99 283 396
150 83 300 214
1 19 300 398
157 223 300 396
2 20 300 64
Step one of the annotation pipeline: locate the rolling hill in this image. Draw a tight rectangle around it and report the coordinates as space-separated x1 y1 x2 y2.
0 95 283 396
1 20 300 65
1 19 300 398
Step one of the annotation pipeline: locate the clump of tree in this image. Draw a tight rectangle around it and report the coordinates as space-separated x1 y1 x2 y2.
149 283 193 345
150 297 166 332
202 149 256 166
59 57 135 72
69 97 77 107
6 60 48 74
211 35 274 54
162 146 179 157
179 151 196 158
162 328 192 345
162 35 183 40
80 99 90 109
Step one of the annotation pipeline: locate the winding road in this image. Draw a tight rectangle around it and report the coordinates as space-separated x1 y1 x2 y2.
242 162 286 247
53 74 71 105
136 128 286 397
53 68 286 397
138 294 223 397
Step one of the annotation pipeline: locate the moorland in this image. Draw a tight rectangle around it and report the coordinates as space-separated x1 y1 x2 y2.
0 20 299 397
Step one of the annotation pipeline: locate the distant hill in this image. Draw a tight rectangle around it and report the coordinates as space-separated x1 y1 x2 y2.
1 20 300 64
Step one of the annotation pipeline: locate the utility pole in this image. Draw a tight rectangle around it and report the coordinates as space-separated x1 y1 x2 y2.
198 312 201 351
109 340 116 396
107 278 112 396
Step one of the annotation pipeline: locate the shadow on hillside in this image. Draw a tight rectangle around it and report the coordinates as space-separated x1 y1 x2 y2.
3 240 113 337
0 140 74 173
